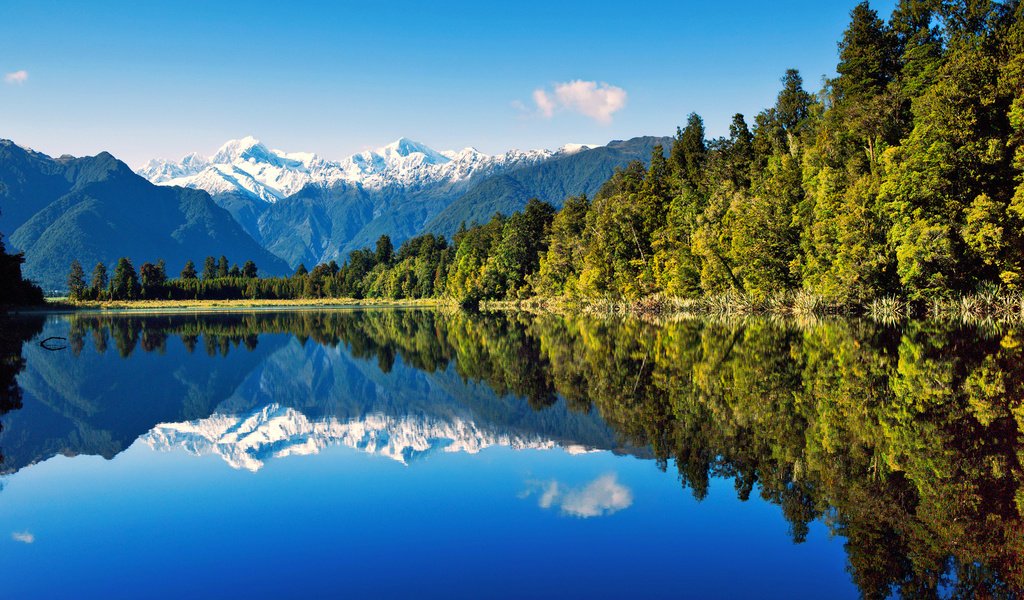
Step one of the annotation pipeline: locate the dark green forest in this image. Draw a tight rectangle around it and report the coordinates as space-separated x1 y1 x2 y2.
0 227 43 307
60 1 1024 309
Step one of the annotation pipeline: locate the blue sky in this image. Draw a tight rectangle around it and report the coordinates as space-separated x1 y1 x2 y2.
0 0 897 166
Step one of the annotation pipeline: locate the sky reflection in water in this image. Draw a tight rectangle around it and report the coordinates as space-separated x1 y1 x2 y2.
0 309 1020 598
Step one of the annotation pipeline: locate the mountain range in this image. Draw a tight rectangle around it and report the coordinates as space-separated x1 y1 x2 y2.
0 134 668 290
138 135 669 266
0 140 290 290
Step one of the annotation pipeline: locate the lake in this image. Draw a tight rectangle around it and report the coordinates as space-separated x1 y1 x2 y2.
0 309 1020 598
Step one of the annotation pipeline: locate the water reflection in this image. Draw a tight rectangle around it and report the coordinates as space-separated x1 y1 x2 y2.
521 473 634 518
1 309 1022 598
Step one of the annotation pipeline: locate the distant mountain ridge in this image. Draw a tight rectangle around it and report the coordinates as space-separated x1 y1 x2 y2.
137 136 664 267
138 136 588 203
426 136 672 238
0 140 290 289
0 134 668 290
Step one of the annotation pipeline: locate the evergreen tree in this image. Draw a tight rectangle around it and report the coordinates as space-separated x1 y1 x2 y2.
776 69 812 134
181 260 198 280
67 260 86 300
242 260 258 278
217 255 229 278
727 113 754 188
110 258 140 300
0 227 44 305
836 2 894 104
670 113 707 189
375 235 394 266
139 262 166 289
90 262 108 297
202 256 217 281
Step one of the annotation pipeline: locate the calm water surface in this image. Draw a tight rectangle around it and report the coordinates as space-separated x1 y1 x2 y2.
0 310 1020 598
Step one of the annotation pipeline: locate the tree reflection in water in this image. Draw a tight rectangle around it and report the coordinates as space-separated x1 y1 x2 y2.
2 309 1021 597
0 314 44 470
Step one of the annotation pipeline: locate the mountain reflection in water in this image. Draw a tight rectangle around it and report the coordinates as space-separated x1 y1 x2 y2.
0 309 1021 598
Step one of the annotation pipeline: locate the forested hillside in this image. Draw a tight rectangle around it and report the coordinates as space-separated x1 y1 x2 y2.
424 136 671 239
0 142 291 291
337 0 1024 306
59 0 1024 309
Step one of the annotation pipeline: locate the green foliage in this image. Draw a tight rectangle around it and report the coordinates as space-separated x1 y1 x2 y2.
375 235 394 266
531 195 591 297
139 260 167 290
59 2 1024 307
0 144 289 290
66 260 86 300
180 260 198 280
110 257 140 300
426 137 671 240
242 260 258 278
202 256 217 281
90 262 107 297
480 199 556 299
671 113 707 189
0 230 44 305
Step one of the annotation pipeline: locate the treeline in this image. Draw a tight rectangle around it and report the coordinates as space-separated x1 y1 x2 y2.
67 254 284 301
352 0 1024 306
66 1 1024 307
458 0 1024 304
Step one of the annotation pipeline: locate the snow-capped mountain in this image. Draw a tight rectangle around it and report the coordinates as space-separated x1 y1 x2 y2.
138 136 596 204
133 134 663 269
143 403 595 472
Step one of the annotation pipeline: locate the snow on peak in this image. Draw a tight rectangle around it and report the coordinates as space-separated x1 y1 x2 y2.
380 137 449 163
142 404 582 471
558 143 597 155
211 136 274 165
137 136 579 202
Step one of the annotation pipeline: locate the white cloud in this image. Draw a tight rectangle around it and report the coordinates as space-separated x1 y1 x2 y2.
532 89 556 119
522 80 627 124
522 473 633 518
4 70 28 85
12 531 35 544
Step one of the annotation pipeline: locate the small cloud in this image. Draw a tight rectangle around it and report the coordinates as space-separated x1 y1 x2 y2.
522 473 633 518
4 70 28 85
532 89 556 119
12 531 35 544
519 80 627 124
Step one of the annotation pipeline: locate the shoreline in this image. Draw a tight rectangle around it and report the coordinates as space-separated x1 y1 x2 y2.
5 290 1022 324
481 291 1024 325
9 297 451 315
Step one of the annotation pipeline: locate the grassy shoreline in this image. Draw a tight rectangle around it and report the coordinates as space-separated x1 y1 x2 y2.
16 297 451 314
